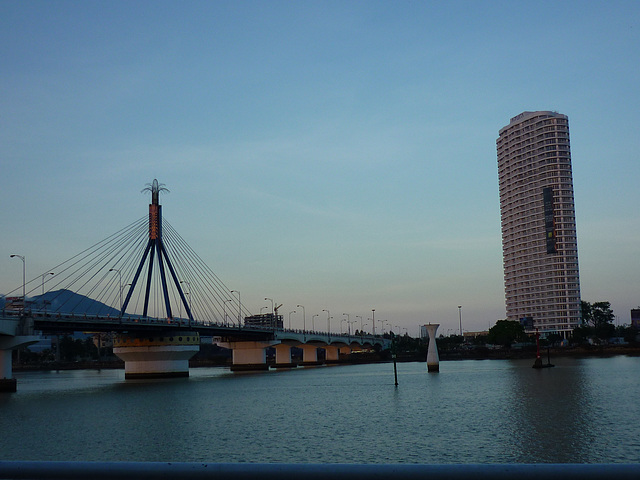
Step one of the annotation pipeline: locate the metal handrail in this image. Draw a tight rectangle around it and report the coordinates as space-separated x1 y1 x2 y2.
0 462 638 480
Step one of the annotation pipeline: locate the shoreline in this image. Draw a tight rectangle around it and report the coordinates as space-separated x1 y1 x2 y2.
12 344 640 372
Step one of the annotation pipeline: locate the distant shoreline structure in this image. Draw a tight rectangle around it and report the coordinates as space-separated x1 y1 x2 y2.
12 344 640 372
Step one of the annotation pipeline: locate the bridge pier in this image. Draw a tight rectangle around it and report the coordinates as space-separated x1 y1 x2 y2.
300 344 322 366
113 332 200 379
1 317 40 392
324 345 341 364
221 341 275 372
273 344 295 369
0 335 40 392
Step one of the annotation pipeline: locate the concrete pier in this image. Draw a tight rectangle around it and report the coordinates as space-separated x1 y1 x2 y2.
273 344 295 368
1 317 40 392
113 332 200 378
300 344 322 366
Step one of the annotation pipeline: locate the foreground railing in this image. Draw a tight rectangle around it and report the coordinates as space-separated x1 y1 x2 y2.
0 462 638 480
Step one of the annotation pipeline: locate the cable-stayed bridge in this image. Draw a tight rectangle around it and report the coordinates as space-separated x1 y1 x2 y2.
1 180 388 392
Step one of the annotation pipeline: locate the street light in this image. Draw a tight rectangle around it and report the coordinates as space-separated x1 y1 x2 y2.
231 290 241 327
322 309 331 340
458 305 463 339
372 309 376 336
343 314 350 336
288 310 296 330
265 297 274 328
296 304 306 333
10 255 25 311
41 272 54 296
312 314 319 331
223 299 232 326
356 315 363 334
109 268 122 314
180 281 191 327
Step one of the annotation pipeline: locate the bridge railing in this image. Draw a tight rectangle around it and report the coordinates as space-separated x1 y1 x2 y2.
0 461 638 480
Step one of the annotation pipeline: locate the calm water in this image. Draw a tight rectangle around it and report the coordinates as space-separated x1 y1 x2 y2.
1 356 639 464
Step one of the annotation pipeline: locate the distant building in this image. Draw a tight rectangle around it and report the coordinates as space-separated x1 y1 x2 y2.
244 313 283 329
631 308 640 329
497 111 581 337
463 331 489 342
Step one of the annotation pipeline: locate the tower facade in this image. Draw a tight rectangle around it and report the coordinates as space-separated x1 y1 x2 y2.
497 111 581 335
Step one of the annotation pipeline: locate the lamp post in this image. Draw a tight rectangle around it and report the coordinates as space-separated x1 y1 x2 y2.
109 268 122 315
223 299 231 326
458 305 463 340
40 272 54 314
322 309 331 341
231 290 241 328
296 304 305 333
180 281 191 326
312 314 318 332
372 309 376 336
288 310 296 330
343 314 350 336
10 255 25 311
265 297 274 328
41 272 54 296
322 309 330 332
356 315 363 334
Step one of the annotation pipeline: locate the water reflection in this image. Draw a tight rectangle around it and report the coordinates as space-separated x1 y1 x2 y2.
505 358 594 463
2 358 639 464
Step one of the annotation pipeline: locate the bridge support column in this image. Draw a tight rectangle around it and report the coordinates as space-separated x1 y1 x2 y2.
273 344 295 369
222 341 274 372
324 345 340 364
339 346 352 355
113 332 200 379
0 334 40 393
300 344 322 366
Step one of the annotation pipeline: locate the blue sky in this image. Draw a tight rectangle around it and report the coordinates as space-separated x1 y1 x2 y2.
1 1 639 335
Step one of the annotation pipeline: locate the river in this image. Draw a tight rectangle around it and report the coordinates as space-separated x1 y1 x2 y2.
1 356 639 464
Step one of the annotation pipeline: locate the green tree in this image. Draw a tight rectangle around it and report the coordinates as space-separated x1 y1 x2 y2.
487 320 527 348
579 301 616 342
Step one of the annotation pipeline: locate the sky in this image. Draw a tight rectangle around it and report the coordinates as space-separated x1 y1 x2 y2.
1 1 639 336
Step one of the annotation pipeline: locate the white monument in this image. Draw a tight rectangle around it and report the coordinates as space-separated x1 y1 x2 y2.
424 323 440 372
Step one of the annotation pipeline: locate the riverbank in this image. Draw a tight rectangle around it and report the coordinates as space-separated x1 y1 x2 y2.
12 344 640 372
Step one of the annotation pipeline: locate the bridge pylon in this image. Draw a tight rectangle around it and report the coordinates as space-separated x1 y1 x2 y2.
112 180 199 379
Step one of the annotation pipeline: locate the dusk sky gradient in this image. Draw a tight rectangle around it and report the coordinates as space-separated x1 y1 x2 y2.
1 1 639 335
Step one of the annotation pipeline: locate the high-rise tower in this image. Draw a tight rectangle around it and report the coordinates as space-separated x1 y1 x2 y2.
497 111 581 336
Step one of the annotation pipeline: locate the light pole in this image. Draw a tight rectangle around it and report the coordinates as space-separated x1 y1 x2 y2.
312 314 318 332
231 290 241 328
10 255 25 311
322 309 331 340
343 314 350 336
41 272 54 296
322 309 330 332
372 309 376 336
265 297 274 328
288 310 296 330
109 268 122 315
296 304 306 333
224 299 231 326
181 281 191 326
458 305 463 340
356 315 363 334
